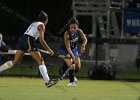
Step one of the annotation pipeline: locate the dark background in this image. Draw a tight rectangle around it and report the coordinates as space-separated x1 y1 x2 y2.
0 0 73 36
0 0 139 38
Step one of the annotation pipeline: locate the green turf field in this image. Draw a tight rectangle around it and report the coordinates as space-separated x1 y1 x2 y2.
0 77 140 100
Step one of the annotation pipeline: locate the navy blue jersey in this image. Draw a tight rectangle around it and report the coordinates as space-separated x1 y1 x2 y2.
61 29 79 50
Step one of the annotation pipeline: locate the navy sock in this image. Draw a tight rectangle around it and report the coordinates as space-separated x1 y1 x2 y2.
69 70 75 83
75 70 79 74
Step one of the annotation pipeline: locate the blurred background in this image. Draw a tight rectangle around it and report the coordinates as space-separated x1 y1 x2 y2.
0 0 140 80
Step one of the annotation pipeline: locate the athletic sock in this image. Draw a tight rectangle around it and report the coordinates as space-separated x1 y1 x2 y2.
69 70 75 83
39 65 50 83
0 61 13 73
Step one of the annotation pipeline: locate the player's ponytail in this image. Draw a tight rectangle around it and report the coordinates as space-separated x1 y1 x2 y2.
38 11 48 22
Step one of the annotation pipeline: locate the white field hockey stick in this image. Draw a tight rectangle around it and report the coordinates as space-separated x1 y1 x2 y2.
38 49 71 59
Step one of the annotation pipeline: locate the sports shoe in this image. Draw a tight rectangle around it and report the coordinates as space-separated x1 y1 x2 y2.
45 79 58 88
74 77 77 83
67 82 76 87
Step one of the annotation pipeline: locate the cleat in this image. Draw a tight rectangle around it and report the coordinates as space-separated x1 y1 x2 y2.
67 82 76 87
45 79 58 88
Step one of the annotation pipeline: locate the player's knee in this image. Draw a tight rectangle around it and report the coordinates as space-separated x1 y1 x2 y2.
75 65 81 71
70 64 75 70
12 60 18 65
35 57 44 66
41 58 44 62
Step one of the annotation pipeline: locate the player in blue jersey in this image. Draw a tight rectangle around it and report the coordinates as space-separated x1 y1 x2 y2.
58 17 87 87
0 33 7 61
0 33 7 50
0 11 57 88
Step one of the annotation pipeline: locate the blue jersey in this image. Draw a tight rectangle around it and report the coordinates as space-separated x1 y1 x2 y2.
58 29 80 56
0 41 6 47
0 41 7 61
61 29 79 50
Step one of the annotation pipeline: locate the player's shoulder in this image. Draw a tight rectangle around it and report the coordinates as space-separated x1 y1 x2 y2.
36 22 44 27
64 31 70 38
77 28 83 33
77 29 84 35
64 31 69 35
33 21 44 26
38 21 44 25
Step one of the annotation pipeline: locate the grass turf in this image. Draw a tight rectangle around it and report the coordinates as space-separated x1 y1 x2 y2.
0 77 140 100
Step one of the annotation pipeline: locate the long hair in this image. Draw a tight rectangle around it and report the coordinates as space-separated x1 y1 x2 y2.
68 17 79 26
38 11 48 22
60 17 79 33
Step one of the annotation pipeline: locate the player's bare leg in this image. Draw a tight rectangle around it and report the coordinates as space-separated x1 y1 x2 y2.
30 51 57 88
0 50 24 73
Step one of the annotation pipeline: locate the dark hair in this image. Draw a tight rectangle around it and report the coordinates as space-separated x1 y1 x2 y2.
68 17 79 26
38 11 48 22
59 17 79 34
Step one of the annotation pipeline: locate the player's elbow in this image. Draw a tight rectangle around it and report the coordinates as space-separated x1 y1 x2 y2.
83 38 87 44
39 37 44 43
39 38 45 46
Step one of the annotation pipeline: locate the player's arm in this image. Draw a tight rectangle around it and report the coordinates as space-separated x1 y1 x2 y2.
37 24 54 55
79 29 87 53
64 32 73 55
64 32 75 60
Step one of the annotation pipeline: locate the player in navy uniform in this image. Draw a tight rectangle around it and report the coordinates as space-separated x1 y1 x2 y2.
0 11 57 88
58 17 87 87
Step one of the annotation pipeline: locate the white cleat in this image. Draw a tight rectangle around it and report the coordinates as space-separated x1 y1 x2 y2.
67 82 76 87
74 77 77 83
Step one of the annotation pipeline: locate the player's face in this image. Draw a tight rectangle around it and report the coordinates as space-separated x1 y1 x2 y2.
69 24 78 34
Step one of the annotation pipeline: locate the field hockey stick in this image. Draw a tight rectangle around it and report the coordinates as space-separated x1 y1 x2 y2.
59 65 72 80
38 49 71 59
53 64 73 84
51 54 82 87
55 58 79 84
58 53 83 80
